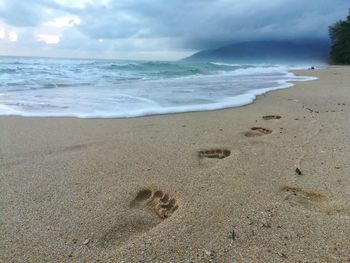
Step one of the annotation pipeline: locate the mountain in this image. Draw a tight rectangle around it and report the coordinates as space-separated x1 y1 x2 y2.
183 40 330 62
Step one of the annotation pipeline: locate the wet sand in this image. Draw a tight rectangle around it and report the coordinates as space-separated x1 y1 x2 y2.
1 66 350 262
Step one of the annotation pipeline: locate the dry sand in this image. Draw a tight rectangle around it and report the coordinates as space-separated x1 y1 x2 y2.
1 66 350 262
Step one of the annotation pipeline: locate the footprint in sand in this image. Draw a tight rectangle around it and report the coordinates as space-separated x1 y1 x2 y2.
130 188 179 219
99 188 178 248
282 185 326 213
262 115 282 120
245 127 273 137
198 149 231 159
282 185 350 216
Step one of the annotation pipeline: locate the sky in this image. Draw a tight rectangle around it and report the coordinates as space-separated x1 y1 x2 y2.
0 0 349 60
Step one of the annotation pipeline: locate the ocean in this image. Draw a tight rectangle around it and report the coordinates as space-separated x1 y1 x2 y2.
0 57 319 118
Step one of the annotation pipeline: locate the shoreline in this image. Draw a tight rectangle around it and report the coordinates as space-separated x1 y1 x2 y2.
0 67 317 119
1 66 349 262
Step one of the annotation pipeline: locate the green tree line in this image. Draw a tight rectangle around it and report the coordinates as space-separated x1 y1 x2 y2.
329 10 350 64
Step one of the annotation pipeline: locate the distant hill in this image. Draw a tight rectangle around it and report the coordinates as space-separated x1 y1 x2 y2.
183 40 330 62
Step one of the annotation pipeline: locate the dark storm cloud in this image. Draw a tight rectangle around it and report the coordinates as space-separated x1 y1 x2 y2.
1 0 349 52
72 0 348 49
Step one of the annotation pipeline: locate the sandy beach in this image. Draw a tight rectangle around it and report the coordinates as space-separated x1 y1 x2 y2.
1 66 350 262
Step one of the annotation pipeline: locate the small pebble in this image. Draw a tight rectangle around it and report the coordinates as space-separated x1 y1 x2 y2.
83 239 90 245
277 252 288 259
295 168 303 175
230 230 236 240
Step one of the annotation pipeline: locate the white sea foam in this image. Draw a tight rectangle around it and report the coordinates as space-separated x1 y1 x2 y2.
0 57 319 118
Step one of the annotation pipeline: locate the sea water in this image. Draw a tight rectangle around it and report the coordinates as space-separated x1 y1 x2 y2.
0 57 319 118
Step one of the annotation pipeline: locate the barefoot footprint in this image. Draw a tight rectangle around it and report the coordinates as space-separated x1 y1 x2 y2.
282 185 324 201
198 149 231 159
282 185 327 213
131 188 179 219
282 185 350 216
262 115 282 120
99 189 178 248
245 127 273 137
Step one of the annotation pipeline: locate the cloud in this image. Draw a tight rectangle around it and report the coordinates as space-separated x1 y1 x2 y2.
37 34 60 44
0 0 51 27
43 16 81 28
8 31 18 42
0 28 5 40
53 0 112 9
70 0 349 50
0 21 18 42
0 0 349 59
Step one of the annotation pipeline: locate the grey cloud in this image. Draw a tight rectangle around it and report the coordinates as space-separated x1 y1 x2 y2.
69 0 349 50
1 0 349 54
0 0 58 27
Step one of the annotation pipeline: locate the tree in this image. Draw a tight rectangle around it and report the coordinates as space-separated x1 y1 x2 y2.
329 10 350 64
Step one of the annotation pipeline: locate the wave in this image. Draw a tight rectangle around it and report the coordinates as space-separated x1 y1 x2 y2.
0 73 317 118
228 66 288 76
0 57 319 118
210 62 244 67
99 61 206 78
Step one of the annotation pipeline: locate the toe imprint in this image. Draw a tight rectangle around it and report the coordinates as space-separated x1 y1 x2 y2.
245 127 272 137
262 115 282 120
251 127 273 134
131 188 179 219
198 149 231 159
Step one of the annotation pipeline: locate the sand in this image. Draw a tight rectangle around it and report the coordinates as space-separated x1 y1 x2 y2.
1 66 350 262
